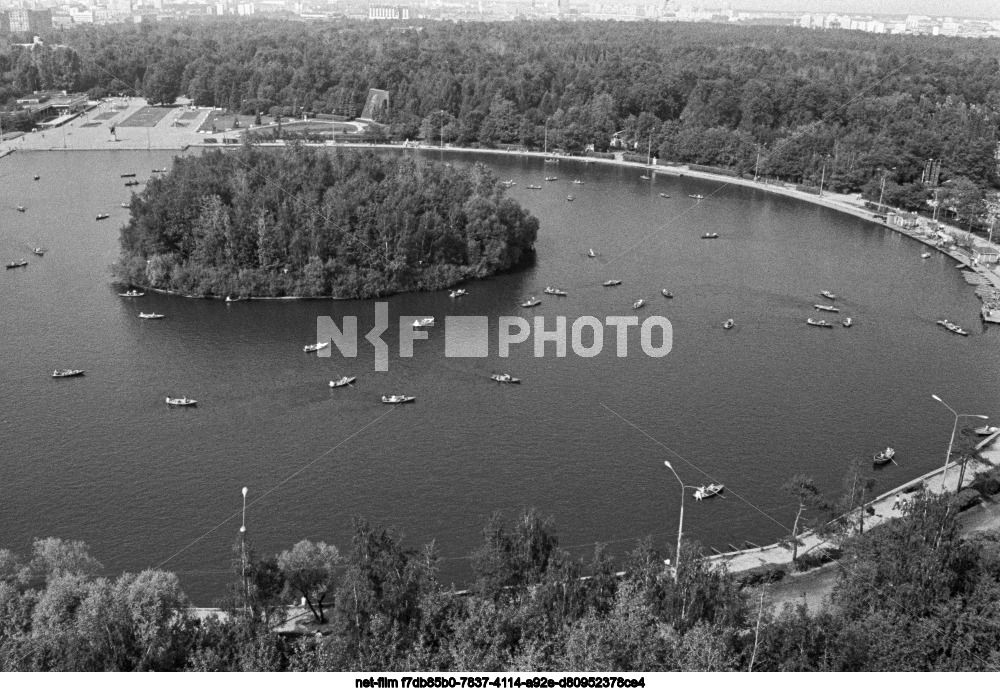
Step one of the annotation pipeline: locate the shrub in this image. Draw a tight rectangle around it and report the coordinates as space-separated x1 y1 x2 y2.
950 488 982 512
794 547 842 572
735 563 785 587
971 467 1000 497
689 164 739 177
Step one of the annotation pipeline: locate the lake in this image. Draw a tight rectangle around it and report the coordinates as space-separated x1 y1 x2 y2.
1 148 997 603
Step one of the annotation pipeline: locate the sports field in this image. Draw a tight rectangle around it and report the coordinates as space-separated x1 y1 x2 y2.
119 106 175 128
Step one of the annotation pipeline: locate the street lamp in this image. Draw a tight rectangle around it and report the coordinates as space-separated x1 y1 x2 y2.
240 486 249 615
931 395 988 492
663 461 699 583
819 154 831 197
240 486 248 534
877 167 896 212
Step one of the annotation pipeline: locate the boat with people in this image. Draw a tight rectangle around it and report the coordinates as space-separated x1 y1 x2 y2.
843 317 853 327
382 395 415 404
491 373 521 384
124 181 140 187
572 179 584 185
412 317 435 327
702 232 719 239
566 195 574 201
33 175 40 181
166 397 197 406
543 287 568 296
139 312 164 319
119 290 145 297
936 319 969 336
152 168 167 173
501 180 516 187
121 173 137 178
303 340 330 352
521 296 541 308
723 319 734 329
17 206 26 212
820 290 837 300
121 203 129 208
689 194 705 200
449 288 468 298
329 376 356 388
873 447 895 465
975 425 999 436
96 214 110 221
694 483 724 500
32 248 44 256
526 184 542 189
225 295 242 303
603 279 622 286
588 248 596 257
807 318 833 328
52 369 85 378
814 304 840 313
921 252 932 259
545 176 558 181
661 289 673 298
6 260 28 269
633 299 646 310
659 193 670 198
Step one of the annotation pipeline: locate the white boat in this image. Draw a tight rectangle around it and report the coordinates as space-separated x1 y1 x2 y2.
842 317 853 327
921 251 932 259
633 299 646 310
52 369 85 378
412 317 435 327
603 279 621 286
566 195 574 201
16 206 26 212
814 304 840 313
659 193 670 198
449 289 468 298
588 249 596 258
120 203 129 208
96 214 110 221
526 184 541 189
544 158 558 164
545 176 558 181
225 295 242 303
166 397 197 406
873 447 895 464
807 318 832 328
936 319 969 336
120 290 144 297
303 341 330 352
975 425 999 436
32 248 44 256
329 376 356 388
689 194 705 200
723 319 734 329
138 312 164 319
640 174 650 180
694 483 724 500
702 232 719 239
572 179 584 185
820 291 837 300
661 289 673 298
521 296 541 308
502 180 516 187
491 373 521 384
543 287 567 297
6 260 27 269
382 395 415 404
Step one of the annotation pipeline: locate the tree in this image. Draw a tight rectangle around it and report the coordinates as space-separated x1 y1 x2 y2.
276 540 340 624
142 64 181 106
781 475 829 563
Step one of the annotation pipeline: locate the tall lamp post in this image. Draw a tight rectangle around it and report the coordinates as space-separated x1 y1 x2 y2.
663 461 697 583
877 167 896 212
240 487 249 614
819 154 831 197
931 395 988 492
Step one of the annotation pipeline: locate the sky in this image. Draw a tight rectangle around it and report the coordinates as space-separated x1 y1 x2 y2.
717 0 1000 20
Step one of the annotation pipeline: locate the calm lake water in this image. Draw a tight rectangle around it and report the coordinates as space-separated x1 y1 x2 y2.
1 148 997 603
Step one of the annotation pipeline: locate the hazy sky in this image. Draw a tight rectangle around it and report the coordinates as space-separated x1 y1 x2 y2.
718 0 1000 20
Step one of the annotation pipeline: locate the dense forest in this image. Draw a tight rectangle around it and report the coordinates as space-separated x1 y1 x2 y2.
2 494 1000 671
115 147 538 298
2 18 1000 228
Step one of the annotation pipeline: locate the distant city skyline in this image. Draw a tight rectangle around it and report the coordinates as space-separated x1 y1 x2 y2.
718 0 1000 20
